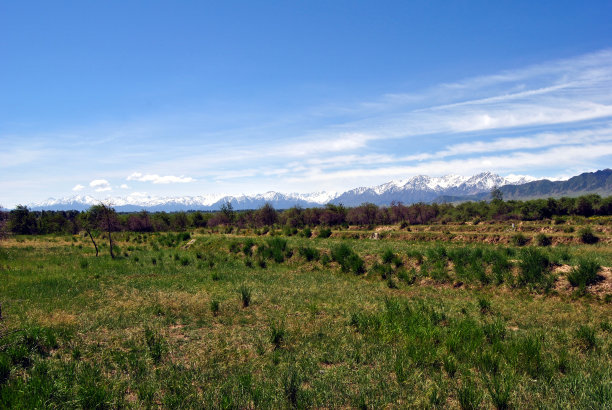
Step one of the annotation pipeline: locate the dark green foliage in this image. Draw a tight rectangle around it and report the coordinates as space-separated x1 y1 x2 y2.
578 226 599 244
318 228 332 238
382 249 395 264
518 248 551 288
298 246 320 262
371 262 393 279
576 325 597 351
486 373 513 410
242 239 255 256
568 259 601 288
145 327 166 364
457 379 482 410
535 233 552 246
511 233 529 246
239 285 252 307
331 243 365 274
443 355 457 378
301 227 312 238
229 241 241 253
258 237 290 263
478 297 492 314
269 321 286 349
210 300 219 316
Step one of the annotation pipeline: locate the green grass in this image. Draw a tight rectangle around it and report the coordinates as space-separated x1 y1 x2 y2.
0 231 610 407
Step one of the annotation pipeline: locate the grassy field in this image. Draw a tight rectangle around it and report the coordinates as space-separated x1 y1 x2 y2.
1 222 611 408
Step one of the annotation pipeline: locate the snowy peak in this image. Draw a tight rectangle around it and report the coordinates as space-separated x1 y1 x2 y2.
28 171 548 211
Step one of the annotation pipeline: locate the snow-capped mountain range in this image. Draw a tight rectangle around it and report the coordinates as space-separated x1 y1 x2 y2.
28 172 540 211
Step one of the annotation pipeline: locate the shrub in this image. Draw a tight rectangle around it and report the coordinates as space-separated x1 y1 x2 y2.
382 249 395 264
578 227 599 244
457 379 482 410
144 327 166 364
518 248 551 288
229 241 241 253
576 325 597 351
511 233 529 246
239 285 252 307
331 243 366 274
478 297 492 314
210 300 220 316
298 246 319 262
301 227 312 238
567 259 601 288
318 227 332 238
372 262 393 279
535 233 552 246
269 321 287 349
242 239 255 256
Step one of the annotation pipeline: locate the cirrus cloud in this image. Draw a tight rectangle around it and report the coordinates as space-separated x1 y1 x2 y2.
127 172 195 184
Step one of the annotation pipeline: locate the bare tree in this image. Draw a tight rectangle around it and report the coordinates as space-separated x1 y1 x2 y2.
100 202 118 259
79 208 99 257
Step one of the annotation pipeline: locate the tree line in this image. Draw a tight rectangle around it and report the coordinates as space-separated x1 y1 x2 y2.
1 193 612 236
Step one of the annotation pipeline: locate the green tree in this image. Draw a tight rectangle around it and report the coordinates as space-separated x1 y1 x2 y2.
8 205 38 235
490 186 503 203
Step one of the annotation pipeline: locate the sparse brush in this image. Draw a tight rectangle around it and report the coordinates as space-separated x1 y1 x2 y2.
576 325 597 351
269 321 287 349
457 379 482 410
511 233 529 246
301 227 312 238
210 300 220 316
578 226 599 244
382 249 395 264
242 239 255 256
536 233 552 246
478 297 492 314
331 243 365 274
568 258 601 288
318 227 332 238
518 248 551 288
298 246 320 262
144 327 165 364
239 284 252 307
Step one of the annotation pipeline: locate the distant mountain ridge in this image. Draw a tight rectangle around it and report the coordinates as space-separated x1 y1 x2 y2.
26 170 611 212
435 169 612 203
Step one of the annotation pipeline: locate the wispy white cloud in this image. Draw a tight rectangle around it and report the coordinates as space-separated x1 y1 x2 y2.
127 172 195 184
120 184 129 189
72 184 84 191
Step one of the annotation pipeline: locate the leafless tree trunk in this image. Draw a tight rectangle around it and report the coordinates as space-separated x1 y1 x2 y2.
102 203 115 259
85 227 98 257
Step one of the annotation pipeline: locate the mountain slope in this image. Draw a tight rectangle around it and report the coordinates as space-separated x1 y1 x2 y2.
434 169 612 202
26 170 611 211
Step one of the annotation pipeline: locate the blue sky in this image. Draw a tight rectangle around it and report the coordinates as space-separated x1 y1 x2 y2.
1 1 612 207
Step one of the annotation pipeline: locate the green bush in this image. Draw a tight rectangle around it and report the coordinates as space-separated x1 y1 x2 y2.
239 284 252 307
331 243 365 274
301 227 312 238
210 300 220 316
382 249 395 264
535 233 552 246
144 327 166 364
511 233 529 246
518 248 551 288
567 259 601 288
578 227 599 244
318 228 332 238
269 321 287 349
298 246 320 262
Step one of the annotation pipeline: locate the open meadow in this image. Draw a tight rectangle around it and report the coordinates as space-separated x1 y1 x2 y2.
1 220 611 408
